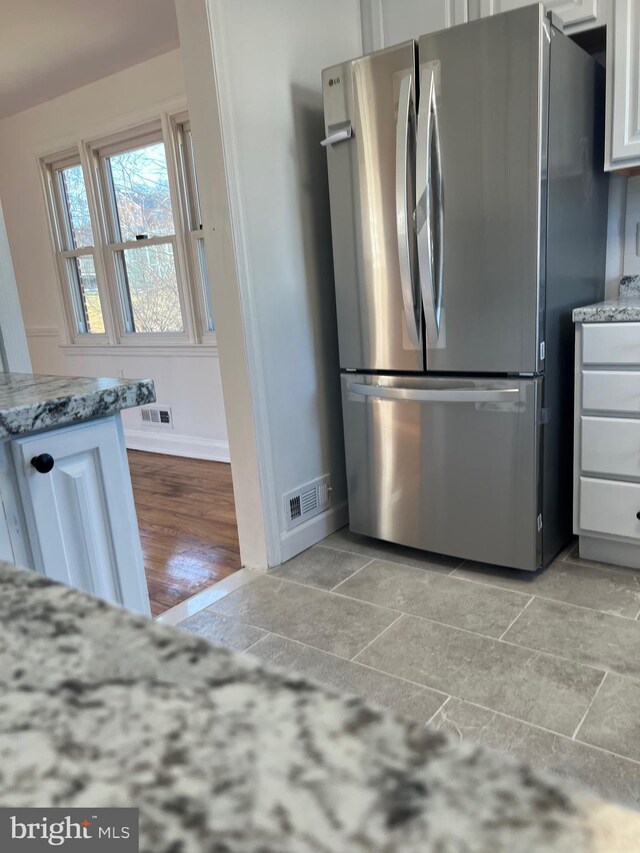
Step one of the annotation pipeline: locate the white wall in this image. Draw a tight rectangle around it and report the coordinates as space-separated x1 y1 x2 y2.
621 175 640 280
604 174 627 298
0 197 31 372
0 49 230 461
203 0 362 561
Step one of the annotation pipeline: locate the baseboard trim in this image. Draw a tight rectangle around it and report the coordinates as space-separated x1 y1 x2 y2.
579 535 640 570
124 429 230 462
278 500 349 564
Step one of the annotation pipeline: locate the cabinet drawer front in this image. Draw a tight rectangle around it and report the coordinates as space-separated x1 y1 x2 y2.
581 416 640 478
582 323 640 365
580 477 640 540
582 370 640 414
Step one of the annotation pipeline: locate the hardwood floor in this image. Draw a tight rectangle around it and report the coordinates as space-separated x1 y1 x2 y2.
127 450 241 617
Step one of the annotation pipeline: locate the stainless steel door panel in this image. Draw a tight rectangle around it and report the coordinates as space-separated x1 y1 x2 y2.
418 5 548 374
323 43 423 372
341 374 542 570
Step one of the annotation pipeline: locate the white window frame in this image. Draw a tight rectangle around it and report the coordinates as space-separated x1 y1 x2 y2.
42 149 111 343
172 113 216 342
40 108 215 350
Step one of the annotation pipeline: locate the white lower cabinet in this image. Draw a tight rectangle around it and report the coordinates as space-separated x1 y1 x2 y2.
583 322 640 365
582 370 640 414
579 477 640 540
581 416 640 478
574 322 640 569
8 415 150 615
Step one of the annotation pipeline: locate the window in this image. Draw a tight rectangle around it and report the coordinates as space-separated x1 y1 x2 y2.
98 131 184 335
46 155 106 335
42 111 214 346
175 118 215 334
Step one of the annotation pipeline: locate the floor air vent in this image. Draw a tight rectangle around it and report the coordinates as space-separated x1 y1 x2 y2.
289 495 301 520
284 475 331 530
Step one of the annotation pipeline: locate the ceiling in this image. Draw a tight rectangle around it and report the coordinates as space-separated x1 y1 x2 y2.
0 0 179 119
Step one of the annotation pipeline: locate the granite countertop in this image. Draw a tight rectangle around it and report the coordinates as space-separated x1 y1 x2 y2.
573 275 640 323
1 562 638 852
572 296 640 323
0 373 155 438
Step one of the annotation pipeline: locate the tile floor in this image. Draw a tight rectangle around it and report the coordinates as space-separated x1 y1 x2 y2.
178 527 640 809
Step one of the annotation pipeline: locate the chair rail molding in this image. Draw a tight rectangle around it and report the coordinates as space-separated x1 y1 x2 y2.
25 326 60 339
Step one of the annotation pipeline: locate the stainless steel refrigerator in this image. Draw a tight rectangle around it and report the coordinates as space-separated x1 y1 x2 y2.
321 3 608 571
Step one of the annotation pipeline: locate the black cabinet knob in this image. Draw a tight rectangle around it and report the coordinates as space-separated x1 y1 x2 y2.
31 453 54 474
637 512 640 521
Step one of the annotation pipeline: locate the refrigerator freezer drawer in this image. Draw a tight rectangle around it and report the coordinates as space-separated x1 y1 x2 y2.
341 374 542 571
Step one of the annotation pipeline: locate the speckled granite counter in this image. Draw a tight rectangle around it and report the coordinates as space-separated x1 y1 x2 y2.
1 563 638 852
572 296 640 323
0 373 155 437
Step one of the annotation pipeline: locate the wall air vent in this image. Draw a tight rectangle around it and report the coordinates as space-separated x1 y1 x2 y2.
141 406 173 428
284 474 331 531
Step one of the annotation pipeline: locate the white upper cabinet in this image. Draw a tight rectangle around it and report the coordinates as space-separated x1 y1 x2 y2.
606 0 640 169
361 0 606 53
472 0 606 33
361 0 468 52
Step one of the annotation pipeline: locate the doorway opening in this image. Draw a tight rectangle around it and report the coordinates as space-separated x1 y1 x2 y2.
128 450 241 618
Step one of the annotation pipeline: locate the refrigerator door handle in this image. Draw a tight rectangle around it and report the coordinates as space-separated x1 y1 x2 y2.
416 67 444 346
348 383 520 403
395 73 421 347
320 121 352 147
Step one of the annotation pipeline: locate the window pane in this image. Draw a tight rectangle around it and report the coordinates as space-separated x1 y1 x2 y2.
108 142 175 241
120 243 183 333
59 165 93 248
67 255 104 333
195 237 214 331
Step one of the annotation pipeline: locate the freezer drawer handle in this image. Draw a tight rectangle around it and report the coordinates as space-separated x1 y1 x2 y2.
395 73 421 347
349 383 520 403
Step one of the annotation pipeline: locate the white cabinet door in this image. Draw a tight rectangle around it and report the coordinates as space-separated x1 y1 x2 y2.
606 0 640 169
362 0 468 52
11 416 150 615
474 0 605 32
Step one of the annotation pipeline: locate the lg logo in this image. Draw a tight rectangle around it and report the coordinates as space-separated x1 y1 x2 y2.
328 76 341 87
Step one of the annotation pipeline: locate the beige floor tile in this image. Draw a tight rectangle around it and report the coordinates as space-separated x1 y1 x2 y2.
209 575 398 659
356 614 603 735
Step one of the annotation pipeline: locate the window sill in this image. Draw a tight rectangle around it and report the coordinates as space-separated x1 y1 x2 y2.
61 342 218 358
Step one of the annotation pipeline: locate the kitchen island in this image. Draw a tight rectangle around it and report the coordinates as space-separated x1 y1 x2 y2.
0 372 154 612
0 560 638 852
0 372 154 437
